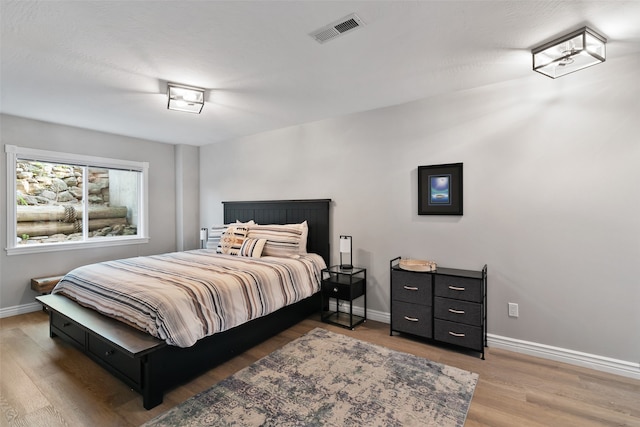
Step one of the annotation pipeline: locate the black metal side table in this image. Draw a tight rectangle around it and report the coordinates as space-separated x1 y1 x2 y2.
320 266 366 330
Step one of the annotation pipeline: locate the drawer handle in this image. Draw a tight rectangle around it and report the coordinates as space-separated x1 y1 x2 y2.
403 286 419 291
333 287 338 293
404 316 419 322
449 331 466 337
105 349 115 357
448 286 465 291
448 308 465 314
63 322 71 327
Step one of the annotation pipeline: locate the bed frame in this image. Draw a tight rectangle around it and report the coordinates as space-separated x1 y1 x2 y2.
36 199 331 409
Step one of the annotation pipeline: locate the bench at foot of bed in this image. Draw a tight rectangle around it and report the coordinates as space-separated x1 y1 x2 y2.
36 294 166 409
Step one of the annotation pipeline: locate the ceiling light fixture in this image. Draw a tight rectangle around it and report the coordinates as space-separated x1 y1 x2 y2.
532 26 606 79
167 83 205 114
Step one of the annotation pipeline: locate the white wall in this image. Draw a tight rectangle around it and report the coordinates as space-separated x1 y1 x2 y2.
0 115 178 312
201 53 640 365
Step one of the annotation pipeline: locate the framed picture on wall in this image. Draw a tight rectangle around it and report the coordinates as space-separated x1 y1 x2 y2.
418 163 463 215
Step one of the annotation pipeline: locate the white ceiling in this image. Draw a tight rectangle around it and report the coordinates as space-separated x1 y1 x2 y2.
2 1 639 147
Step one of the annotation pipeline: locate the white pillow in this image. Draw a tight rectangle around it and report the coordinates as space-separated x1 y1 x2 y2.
207 225 227 250
299 220 308 253
247 222 307 257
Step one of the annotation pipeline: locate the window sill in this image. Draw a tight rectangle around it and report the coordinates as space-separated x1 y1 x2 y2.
5 236 150 256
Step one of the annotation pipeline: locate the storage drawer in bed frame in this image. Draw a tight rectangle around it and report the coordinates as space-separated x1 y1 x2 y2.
50 310 86 348
87 334 143 387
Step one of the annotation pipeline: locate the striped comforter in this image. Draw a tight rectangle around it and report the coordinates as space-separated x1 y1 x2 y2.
52 250 326 347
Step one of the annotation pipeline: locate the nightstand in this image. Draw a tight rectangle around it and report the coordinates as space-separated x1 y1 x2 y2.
320 266 366 330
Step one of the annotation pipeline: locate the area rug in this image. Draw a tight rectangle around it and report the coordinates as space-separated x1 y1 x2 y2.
142 328 478 427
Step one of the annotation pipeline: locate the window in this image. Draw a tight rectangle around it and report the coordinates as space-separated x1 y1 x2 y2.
6 145 148 255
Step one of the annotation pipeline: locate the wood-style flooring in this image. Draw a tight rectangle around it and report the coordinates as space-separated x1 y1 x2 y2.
1 311 639 426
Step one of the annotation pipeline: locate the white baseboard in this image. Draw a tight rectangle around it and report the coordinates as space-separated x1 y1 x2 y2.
487 334 640 380
0 301 42 318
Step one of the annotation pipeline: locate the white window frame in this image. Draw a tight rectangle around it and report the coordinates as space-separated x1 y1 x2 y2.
5 145 149 255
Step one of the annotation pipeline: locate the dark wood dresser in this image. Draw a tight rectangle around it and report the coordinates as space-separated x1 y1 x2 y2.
390 257 487 359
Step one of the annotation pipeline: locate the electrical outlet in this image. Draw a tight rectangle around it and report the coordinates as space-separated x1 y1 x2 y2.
508 302 519 318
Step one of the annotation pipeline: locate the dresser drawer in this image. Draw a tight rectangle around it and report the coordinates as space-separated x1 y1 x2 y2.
434 297 482 326
88 335 141 387
391 301 432 338
322 279 364 300
434 319 483 351
51 311 85 347
434 275 482 303
391 270 432 305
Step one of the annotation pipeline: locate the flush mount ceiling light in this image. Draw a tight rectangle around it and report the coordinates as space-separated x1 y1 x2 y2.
532 26 606 79
167 83 205 114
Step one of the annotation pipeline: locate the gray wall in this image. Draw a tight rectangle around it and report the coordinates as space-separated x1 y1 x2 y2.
0 114 178 311
200 54 640 364
175 144 201 251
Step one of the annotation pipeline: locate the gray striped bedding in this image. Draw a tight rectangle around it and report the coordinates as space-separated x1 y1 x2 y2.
52 250 326 347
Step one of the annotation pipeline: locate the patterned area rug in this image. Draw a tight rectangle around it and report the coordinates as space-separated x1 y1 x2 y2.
142 328 478 427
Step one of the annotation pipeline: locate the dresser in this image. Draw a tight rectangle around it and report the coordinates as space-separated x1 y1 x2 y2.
390 257 487 359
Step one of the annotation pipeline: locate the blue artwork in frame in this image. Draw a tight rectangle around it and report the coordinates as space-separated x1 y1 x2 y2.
429 174 452 205
418 163 463 215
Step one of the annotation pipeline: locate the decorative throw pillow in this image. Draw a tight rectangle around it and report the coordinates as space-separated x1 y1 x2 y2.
238 238 267 258
207 221 255 250
216 226 248 255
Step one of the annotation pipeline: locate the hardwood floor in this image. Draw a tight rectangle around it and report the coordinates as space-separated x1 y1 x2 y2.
1 311 639 426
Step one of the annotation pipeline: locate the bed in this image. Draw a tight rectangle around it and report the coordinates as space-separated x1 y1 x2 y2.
36 199 331 409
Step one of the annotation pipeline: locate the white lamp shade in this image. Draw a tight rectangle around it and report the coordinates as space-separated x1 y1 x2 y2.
340 237 351 253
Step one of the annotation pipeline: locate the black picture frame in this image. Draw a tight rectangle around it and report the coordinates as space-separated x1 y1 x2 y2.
418 163 463 215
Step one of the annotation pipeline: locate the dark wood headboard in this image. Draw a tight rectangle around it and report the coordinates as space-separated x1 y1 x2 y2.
222 199 331 266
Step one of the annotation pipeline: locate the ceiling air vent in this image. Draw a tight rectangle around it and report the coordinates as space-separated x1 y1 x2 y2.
310 13 365 44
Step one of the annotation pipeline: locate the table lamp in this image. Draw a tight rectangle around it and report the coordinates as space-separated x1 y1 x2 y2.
339 235 353 269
